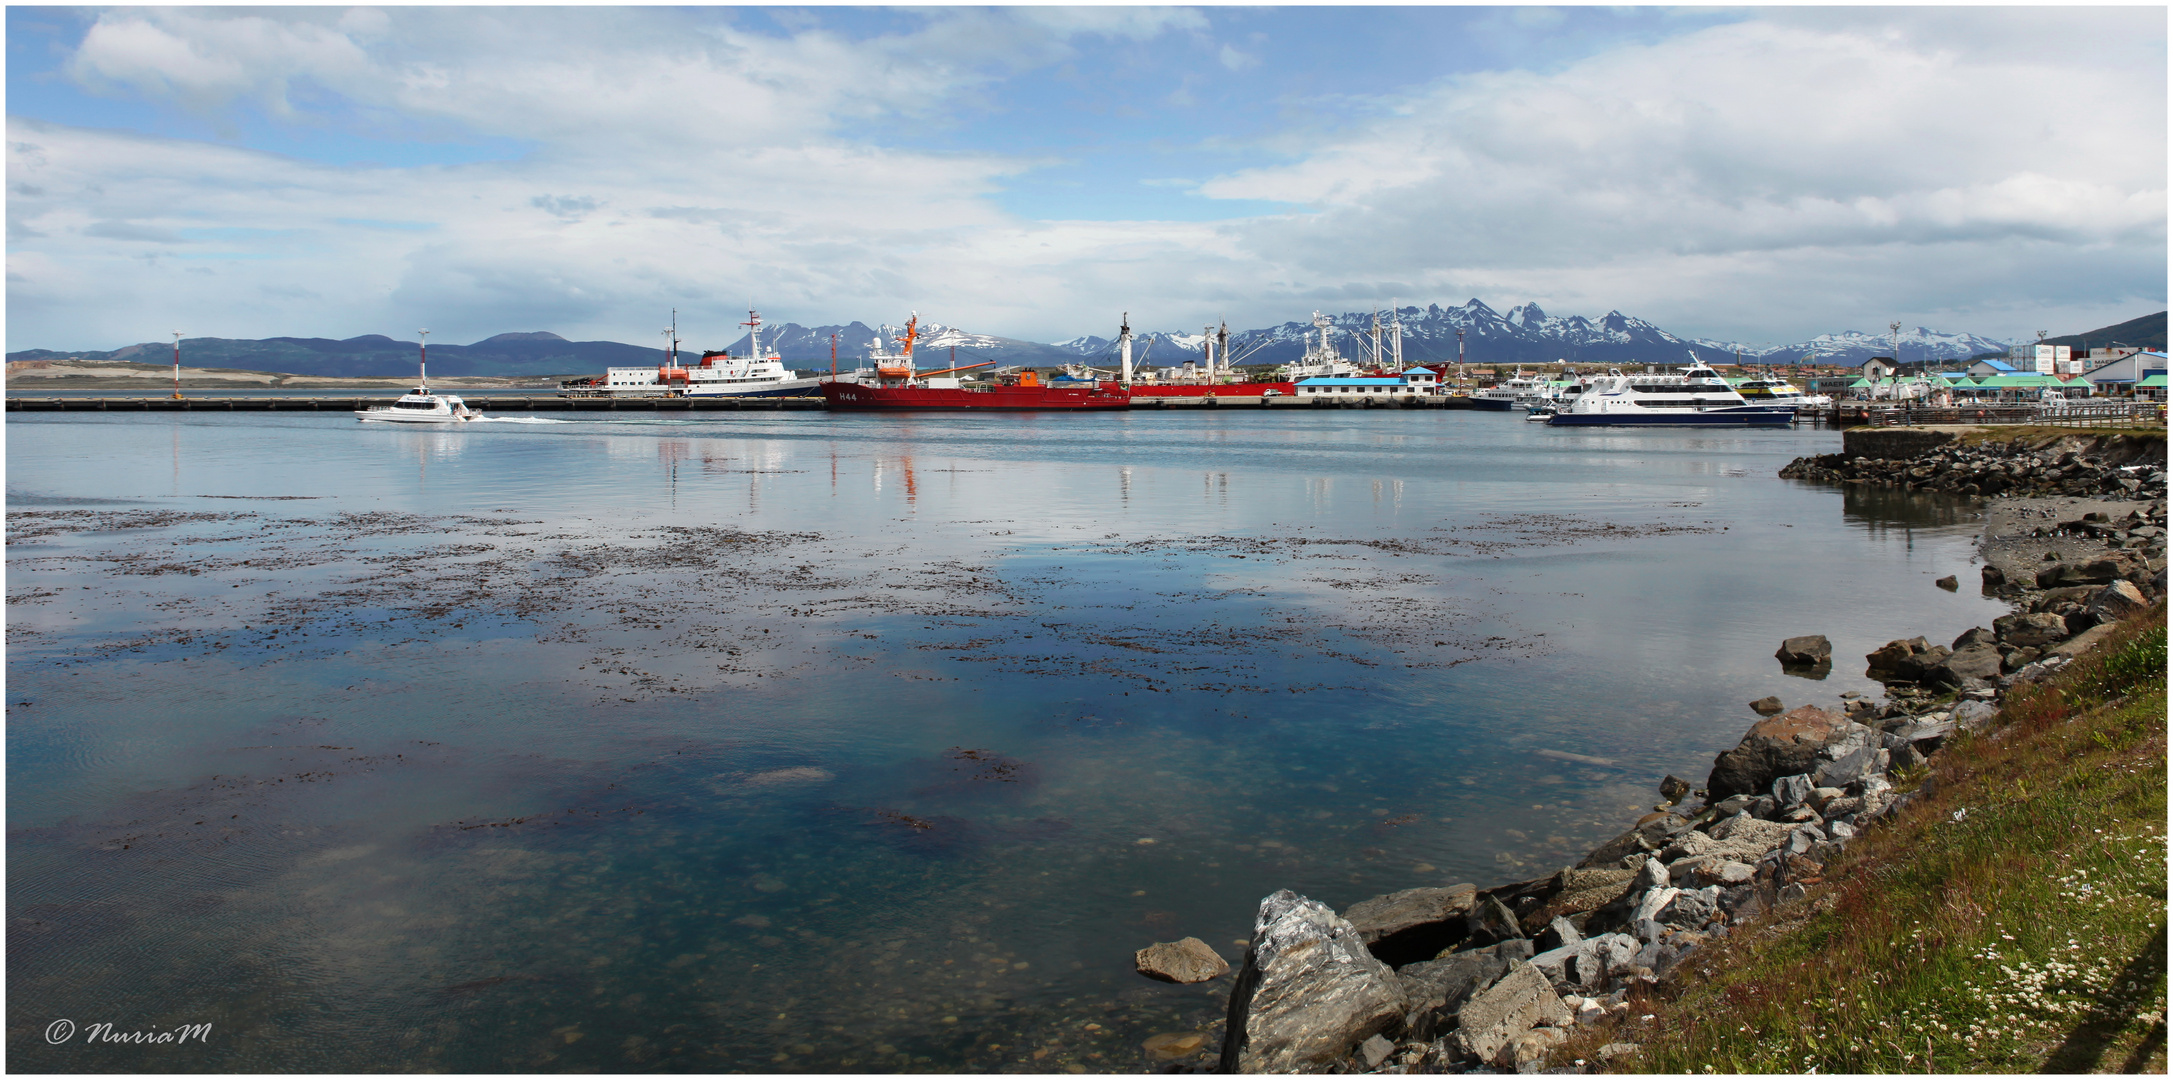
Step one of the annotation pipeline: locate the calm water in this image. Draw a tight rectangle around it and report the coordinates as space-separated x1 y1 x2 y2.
7 410 2002 1072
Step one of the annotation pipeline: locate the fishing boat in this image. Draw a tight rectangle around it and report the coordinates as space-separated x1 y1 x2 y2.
1547 363 1793 427
820 314 1131 411
357 329 482 423
561 310 825 398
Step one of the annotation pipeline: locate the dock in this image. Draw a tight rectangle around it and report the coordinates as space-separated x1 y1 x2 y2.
6 394 1483 413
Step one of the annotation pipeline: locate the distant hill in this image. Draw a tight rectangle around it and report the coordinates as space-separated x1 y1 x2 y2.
2040 311 2166 353
5 332 661 378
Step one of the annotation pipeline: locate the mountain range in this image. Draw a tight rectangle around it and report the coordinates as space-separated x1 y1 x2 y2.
15 305 2158 379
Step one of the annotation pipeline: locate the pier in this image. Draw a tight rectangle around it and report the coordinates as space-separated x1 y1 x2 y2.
6 393 1483 413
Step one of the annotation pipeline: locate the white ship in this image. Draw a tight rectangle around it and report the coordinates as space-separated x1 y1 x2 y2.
1547 363 1793 427
1736 374 1831 413
561 310 828 398
1280 312 1361 380
356 386 481 423
1472 368 1550 411
358 329 482 422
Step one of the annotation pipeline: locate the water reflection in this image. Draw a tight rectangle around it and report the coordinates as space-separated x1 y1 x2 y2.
1841 484 1984 532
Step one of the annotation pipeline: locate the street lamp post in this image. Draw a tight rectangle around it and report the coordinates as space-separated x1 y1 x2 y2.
418 329 429 390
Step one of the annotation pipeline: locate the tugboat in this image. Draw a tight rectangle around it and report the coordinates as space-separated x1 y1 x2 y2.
357 329 482 423
820 314 1131 411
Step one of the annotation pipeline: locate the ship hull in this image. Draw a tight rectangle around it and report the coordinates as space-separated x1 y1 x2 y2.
1547 408 1792 427
820 382 1131 411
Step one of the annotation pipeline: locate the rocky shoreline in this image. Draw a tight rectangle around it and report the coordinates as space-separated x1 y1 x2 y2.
1143 430 2169 1074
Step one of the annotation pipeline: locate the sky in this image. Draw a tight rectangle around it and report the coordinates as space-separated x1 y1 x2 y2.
6 5 2166 353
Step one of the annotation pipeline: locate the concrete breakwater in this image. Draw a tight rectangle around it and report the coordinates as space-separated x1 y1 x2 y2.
1169 475 2168 1073
1779 428 2167 501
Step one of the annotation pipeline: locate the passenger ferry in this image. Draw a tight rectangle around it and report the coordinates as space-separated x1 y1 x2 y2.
561 310 826 399
1472 368 1550 411
355 386 481 423
1547 363 1793 427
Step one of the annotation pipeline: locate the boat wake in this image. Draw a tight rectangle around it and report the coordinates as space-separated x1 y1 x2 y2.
469 416 575 425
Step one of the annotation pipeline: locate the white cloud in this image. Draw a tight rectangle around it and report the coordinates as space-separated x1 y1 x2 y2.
1195 12 2165 340
8 8 2164 351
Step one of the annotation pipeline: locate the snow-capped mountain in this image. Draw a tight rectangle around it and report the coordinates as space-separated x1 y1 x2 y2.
1052 301 2015 370
1727 327 2014 367
1054 300 1741 369
719 320 1078 367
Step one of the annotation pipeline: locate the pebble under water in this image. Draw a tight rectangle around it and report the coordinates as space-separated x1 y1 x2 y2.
6 409 2007 1071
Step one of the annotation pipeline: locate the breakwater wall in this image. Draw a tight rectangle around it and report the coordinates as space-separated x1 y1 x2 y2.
1782 429 2167 500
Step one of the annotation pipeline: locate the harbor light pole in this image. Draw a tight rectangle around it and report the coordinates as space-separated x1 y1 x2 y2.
1890 321 1902 373
418 329 429 389
170 331 183 400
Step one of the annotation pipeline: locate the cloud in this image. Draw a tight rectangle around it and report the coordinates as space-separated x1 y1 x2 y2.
1193 12 2164 340
8 8 2164 350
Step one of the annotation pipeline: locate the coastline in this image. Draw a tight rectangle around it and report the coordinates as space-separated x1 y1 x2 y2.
1196 428 2167 1074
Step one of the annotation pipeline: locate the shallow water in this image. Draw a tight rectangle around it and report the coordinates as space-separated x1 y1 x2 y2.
7 410 2001 1071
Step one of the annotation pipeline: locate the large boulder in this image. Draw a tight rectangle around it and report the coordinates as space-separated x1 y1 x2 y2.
2087 580 2149 620
1220 890 1408 1073
1452 962 1572 1066
1705 705 1856 800
1864 637 1950 684
1995 611 2071 648
1774 635 1832 666
1136 937 1231 984
1343 884 1478 967
1925 644 2004 689
1525 867 1638 926
1395 942 1520 1040
1576 813 1687 868
2046 623 2124 662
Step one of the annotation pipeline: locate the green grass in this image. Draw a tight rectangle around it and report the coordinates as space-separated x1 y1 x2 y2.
1571 609 2167 1074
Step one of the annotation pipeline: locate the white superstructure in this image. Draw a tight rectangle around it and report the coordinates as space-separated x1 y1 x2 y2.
564 309 828 398
356 387 480 423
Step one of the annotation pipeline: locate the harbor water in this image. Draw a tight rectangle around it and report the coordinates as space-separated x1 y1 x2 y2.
7 409 2004 1072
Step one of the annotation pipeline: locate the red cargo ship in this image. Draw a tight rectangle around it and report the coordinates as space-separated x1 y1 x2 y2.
819 314 1132 412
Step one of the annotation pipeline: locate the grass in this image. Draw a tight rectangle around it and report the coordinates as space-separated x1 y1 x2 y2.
1950 425 2167 447
1566 607 2167 1074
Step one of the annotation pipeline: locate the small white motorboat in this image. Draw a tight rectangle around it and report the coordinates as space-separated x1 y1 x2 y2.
355 386 481 423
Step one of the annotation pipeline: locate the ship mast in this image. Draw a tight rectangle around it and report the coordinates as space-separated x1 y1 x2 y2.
741 308 764 364
1119 313 1133 386
1202 324 1214 383
1217 322 1229 384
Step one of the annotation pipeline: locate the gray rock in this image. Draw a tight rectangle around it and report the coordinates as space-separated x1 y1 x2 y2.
1952 626 1996 650
1136 937 1232 984
2085 579 2146 618
1464 893 1524 948
1827 820 1857 842
1935 575 1959 591
1658 887 1722 928
1747 696 1785 717
1453 962 1572 1067
1219 890 1408 1073
1710 794 1756 817
1344 883 1479 966
1705 705 1857 800
1537 916 1581 953
1360 1034 1395 1069
1812 729 1885 788
1771 773 1814 808
1397 945 1518 1040
1697 861 1755 887
1658 774 1693 803
1775 635 1832 665
2046 622 2123 661
1630 887 1680 928
1926 644 2004 689
1995 611 2071 648
1634 857 1669 893
1952 700 1997 731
